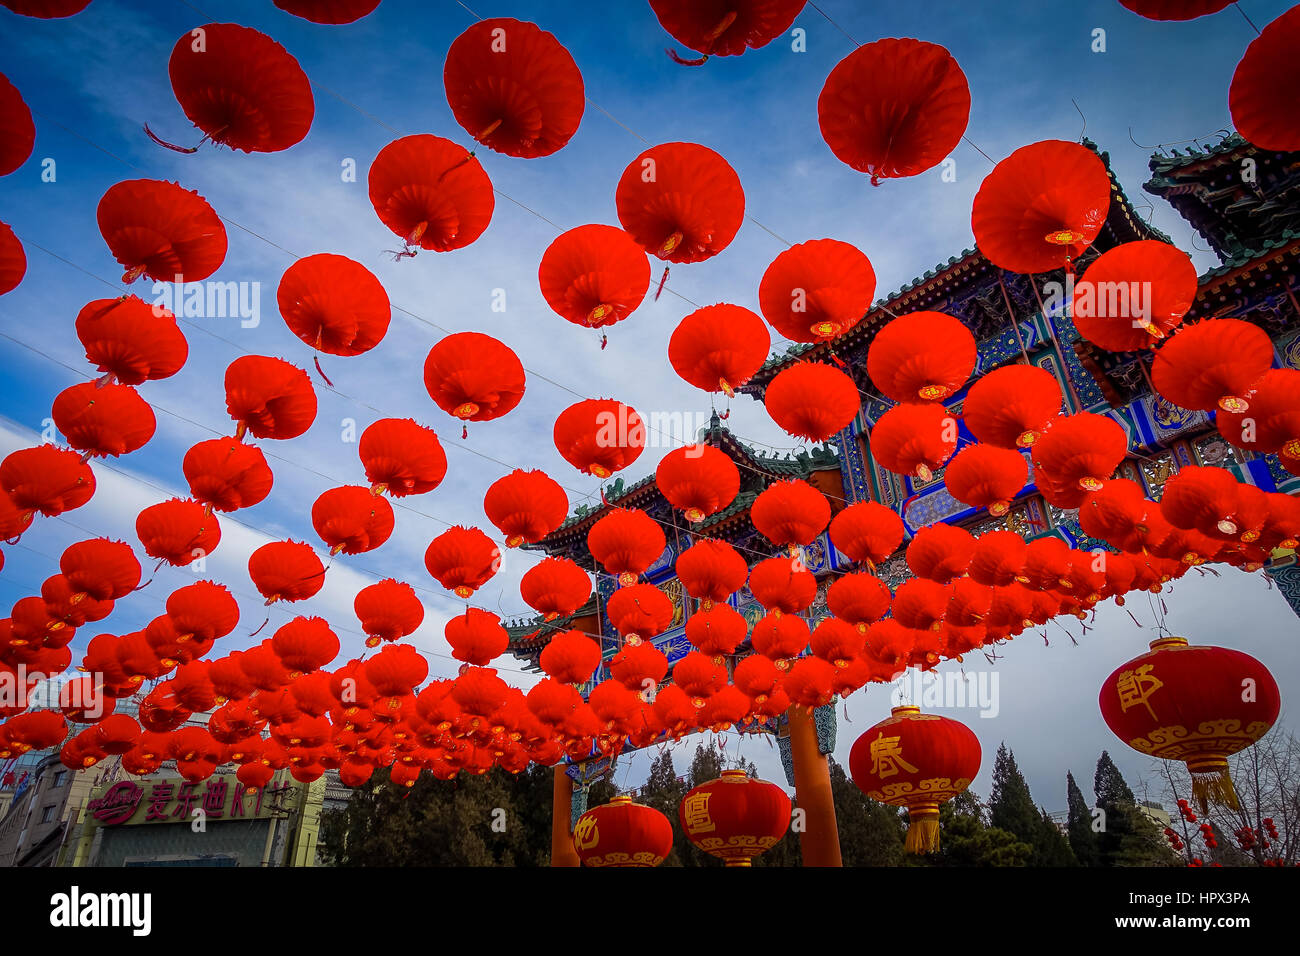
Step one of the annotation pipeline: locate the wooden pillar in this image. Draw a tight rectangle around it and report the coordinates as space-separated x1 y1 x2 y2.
550 765 580 867
787 704 843 867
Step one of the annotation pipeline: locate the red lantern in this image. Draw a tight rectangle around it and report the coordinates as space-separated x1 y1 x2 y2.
365 644 429 712
971 140 1110 274
539 630 602 685
1151 319 1272 414
867 311 976 403
1 445 95 519
675 539 747 605
167 580 240 644
961 364 1061 449
748 555 816 615
75 295 188 385
828 501 904 567
183 438 273 512
818 38 970 185
423 332 525 426
1118 0 1233 19
444 608 507 666
60 538 141 601
136 498 220 566
967 530 1028 587
271 617 340 676
1100 636 1280 810
849 705 981 853
826 572 891 631
684 604 746 657
668 303 771 396
51 382 155 459
605 584 674 643
609 641 669 692
587 509 666 586
869 402 957 481
277 254 390 356
655 444 740 523
554 399 645 478
1032 413 1128 500
765 362 860 442
1229 5 1300 151
484 469 567 546
444 17 584 158
679 769 791 866
1216 369 1300 467
615 142 744 263
520 557 591 622
539 224 649 329
224 355 317 441
424 526 500 598
573 794 673 867
248 540 325 604
943 443 1027 517
357 418 447 498
649 0 805 59
0 221 25 296
891 578 951 632
811 617 866 668
1072 241 1197 350
160 23 313 153
906 523 976 583
0 72 35 176
750 612 809 664
750 479 830 552
311 485 395 555
758 239 876 341
96 179 227 283
355 579 424 648
368 134 494 251
272 1 380 23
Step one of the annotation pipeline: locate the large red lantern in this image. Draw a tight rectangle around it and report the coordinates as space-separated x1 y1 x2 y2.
443 17 584 158
1072 241 1197 350
961 364 1062 449
520 557 591 622
136 498 220 566
354 579 424 648
668 303 771 396
818 38 970 185
750 479 830 552
828 501 904 567
655 444 740 523
1216 369 1300 467
758 239 876 342
867 311 976 403
849 705 981 853
0 221 25 296
674 539 747 605
75 295 188 385
183 438 273 512
97 179 227 283
553 399 645 478
1099 637 1280 810
943 443 1028 517
573 794 674 867
368 134 494 252
224 355 317 441
648 0 805 59
358 418 447 497
248 540 326 604
605 584 674 643
1229 5 1300 152
1151 319 1273 414
539 224 650 330
425 526 500 598
764 362 860 442
51 382 156 459
311 485 395 555
869 402 957 481
1032 413 1128 501
748 555 816 615
679 769 791 867
0 72 35 177
484 469 567 547
423 332 525 428
277 254 391 356
615 142 744 263
971 140 1111 274
587 508 666 586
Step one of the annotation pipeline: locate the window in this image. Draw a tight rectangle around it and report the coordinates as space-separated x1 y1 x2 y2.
40 806 56 824
52 771 66 788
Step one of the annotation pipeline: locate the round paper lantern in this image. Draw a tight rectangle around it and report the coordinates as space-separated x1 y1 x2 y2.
1118 0 1233 19
539 630 602 685
75 295 188 385
943 443 1028 516
605 584 675 643
587 508 666 586
828 501 904 566
358 418 447 497
60 538 141 601
484 469 567 546
1216 369 1300 466
967 530 1028 587
867 311 975 403
311 485 394 555
443 17 584 158
273 0 380 23
679 769 791 866
674 539 747 605
971 140 1111 274
539 224 650 329
51 382 156 459
818 38 970 184
1072 241 1197 350
684 604 747 657
573 794 673 867
1100 636 1279 810
353 579 423 648
183 438 273 512
758 239 876 342
1229 5 1300 151
520 557 590 621
136 498 220 566
870 402 958 481
648 0 805 58
655 444 740 522
0 72 36 176
0 221 25 296
1032 412 1128 496
424 526 499 598
615 142 744 263
826 572 892 631
961 364 1062 448
248 540 325 604
748 555 817 615
1151 319 1273 414
553 399 645 478
765 362 860 442
277 253 391 356
668 303 771 396
750 479 830 551
423 332 525 425
368 134 494 251
906 522 976 583
97 179 227 283
224 355 317 441
849 705 981 853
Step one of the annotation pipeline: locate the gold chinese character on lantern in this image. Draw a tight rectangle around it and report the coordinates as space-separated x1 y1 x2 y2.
573 814 600 851
682 792 714 833
869 732 919 778
1116 664 1163 721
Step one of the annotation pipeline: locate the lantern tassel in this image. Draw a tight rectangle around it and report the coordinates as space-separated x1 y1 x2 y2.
654 266 670 301
666 48 708 66
313 356 334 387
1190 766 1240 813
905 805 941 854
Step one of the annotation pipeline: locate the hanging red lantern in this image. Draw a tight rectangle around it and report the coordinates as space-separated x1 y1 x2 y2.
684 604 746 657
943 443 1028 516
1216 369 1300 467
891 578 951 633
1118 0 1234 19
1032 413 1128 501
224 355 317 441
750 479 831 552
750 612 810 665
74 295 188 385
609 641 669 692
96 179 227 283
248 540 326 604
781 654 837 708
182 438 273 512
734 654 781 704
971 140 1111 274
1259 492 1300 551
1229 5 1300 151
849 705 981 853
272 0 380 23
1 445 95 519
354 579 423 648
870 402 958 481
758 239 876 341
674 539 747 606
0 72 35 177
867 311 976 403
1151 319 1273 414
765 362 860 442
365 644 429 712
0 221 25 296
962 364 1062 449
166 581 239 646
573 794 673 867
826 572 891 631
539 630 602 685
483 469 567 547
520 557 591 622
1078 478 1156 553
158 23 313 153
444 608 507 666
271 617 340 676
615 142 744 263
811 616 867 669
423 332 526 428
818 37 970 185
828 501 904 567
368 134 494 251
311 485 395 555
51 382 156 459
444 17 584 158
425 526 500 598
1160 466 1258 541
553 399 646 478
968 530 1029 587
357 418 447 497
1021 535 1075 592
668 303 771 396
60 538 140 601
748 555 816 615
649 0 805 59
679 769 791 866
673 652 727 709
539 224 650 330
655 444 740 523
136 498 220 566
277 254 390 356
906 523 976 583
1072 241 1198 349
605 584 674 643
1100 636 1280 810
587 508 666 586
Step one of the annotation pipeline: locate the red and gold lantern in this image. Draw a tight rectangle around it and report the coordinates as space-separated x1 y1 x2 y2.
678 768 791 867
572 794 674 867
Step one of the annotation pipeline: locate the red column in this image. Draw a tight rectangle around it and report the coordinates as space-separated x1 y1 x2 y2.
551 765 580 867
787 704 843 867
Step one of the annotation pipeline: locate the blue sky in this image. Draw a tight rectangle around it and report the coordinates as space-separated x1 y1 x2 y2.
1 0 1297 816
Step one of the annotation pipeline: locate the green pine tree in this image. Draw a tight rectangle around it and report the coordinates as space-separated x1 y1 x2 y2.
1094 751 1178 867
828 757 904 866
987 744 1077 866
1066 771 1101 866
908 790 1033 867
